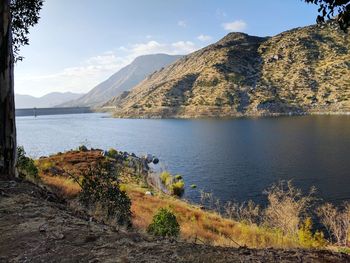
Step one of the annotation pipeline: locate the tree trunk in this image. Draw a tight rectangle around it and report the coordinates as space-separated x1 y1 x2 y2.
0 0 16 179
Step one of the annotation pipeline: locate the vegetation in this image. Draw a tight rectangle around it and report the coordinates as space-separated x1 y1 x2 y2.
0 0 43 179
16 146 38 182
317 202 350 246
33 150 350 251
304 0 350 31
160 171 185 197
147 208 180 237
77 162 132 227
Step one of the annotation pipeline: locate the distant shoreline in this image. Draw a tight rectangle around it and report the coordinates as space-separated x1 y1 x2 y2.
15 107 93 117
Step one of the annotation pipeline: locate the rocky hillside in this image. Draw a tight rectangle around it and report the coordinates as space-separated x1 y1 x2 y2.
61 54 182 107
108 22 349 118
15 92 84 109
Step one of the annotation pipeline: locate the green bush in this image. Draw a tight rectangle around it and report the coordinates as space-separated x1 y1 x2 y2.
160 171 172 185
147 208 180 237
78 145 88 152
171 180 185 196
174 174 182 180
79 162 132 227
16 146 39 181
160 171 185 197
107 148 118 158
298 217 327 248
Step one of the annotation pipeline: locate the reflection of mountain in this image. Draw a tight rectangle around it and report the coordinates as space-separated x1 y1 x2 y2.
60 54 182 107
15 92 84 109
107 22 349 118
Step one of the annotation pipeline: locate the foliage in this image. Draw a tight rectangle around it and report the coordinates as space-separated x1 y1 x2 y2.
147 208 180 237
317 202 350 246
16 146 38 180
263 180 315 235
223 200 262 225
78 145 88 152
304 0 350 31
160 171 172 185
171 180 185 197
10 0 44 62
160 171 185 197
297 217 327 248
107 148 118 158
78 162 132 227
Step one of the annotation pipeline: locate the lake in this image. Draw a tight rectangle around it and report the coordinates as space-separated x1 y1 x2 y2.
16 113 350 205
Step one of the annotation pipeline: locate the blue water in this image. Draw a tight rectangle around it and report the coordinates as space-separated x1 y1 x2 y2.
16 113 350 205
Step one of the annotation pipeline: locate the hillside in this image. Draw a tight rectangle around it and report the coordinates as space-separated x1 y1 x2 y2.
15 92 84 109
61 54 182 107
2 180 349 262
108 22 350 118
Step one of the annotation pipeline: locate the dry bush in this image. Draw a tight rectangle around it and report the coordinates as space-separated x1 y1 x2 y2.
264 181 315 235
317 202 350 246
223 200 261 225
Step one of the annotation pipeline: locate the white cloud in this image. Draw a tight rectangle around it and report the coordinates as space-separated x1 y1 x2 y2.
222 20 247 32
177 20 187 28
129 40 197 56
197 34 212 42
15 39 201 96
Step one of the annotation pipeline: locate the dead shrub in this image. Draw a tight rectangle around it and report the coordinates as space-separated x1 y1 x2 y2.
263 180 315 235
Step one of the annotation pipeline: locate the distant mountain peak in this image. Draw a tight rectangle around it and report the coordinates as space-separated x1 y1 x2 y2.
60 53 182 107
15 92 84 109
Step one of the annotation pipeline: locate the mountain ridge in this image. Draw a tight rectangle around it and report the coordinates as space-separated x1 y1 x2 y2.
60 54 183 107
107 22 349 118
15 92 84 109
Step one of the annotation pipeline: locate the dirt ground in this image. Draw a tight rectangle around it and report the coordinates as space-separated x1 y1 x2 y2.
1 179 349 263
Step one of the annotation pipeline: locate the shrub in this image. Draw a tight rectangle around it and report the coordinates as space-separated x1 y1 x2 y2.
147 208 180 237
16 146 39 181
107 148 118 158
298 217 327 248
78 162 132 227
160 171 185 197
78 145 88 152
175 174 182 180
264 180 315 235
171 180 185 197
317 202 350 246
160 171 172 185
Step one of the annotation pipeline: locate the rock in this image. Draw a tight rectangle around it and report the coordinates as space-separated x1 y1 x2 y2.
145 154 153 163
145 191 153 196
152 158 159 164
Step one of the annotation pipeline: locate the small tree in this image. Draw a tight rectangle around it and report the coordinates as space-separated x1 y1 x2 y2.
16 146 38 180
78 162 132 227
147 208 180 237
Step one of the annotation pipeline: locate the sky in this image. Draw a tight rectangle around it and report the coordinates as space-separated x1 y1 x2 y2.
15 0 320 97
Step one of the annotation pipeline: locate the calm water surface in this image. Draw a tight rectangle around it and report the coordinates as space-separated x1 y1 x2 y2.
16 113 350 205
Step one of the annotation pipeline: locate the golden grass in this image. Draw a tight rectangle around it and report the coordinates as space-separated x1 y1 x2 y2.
124 183 299 248
40 174 81 199
36 150 302 249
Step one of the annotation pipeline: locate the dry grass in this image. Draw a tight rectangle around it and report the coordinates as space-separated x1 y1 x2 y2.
40 174 81 199
35 150 306 249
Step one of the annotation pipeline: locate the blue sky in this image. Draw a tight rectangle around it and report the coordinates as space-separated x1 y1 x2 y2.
15 0 320 97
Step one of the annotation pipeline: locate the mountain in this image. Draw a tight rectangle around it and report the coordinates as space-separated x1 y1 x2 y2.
61 54 183 107
15 92 84 109
107 22 350 118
